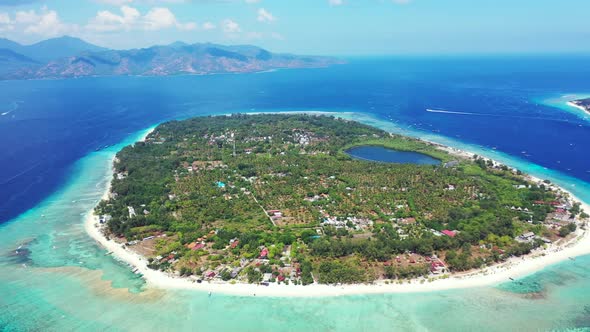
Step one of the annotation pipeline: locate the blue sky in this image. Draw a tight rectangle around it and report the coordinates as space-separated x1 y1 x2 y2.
0 0 589 55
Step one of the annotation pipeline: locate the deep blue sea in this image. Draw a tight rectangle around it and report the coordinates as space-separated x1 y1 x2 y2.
2 56 590 223
2 56 590 331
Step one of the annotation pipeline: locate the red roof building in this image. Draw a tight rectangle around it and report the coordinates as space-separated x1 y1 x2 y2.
430 261 445 271
442 230 456 237
534 200 561 206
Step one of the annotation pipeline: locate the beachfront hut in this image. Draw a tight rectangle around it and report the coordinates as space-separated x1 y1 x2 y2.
518 232 535 241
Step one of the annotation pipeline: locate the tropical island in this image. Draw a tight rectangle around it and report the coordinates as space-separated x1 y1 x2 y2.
91 113 588 290
568 98 590 114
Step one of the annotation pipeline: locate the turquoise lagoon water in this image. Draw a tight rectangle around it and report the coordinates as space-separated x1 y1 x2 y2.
2 112 590 331
540 94 590 121
3 57 590 330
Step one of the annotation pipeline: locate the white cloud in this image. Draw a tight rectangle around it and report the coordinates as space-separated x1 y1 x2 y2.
222 19 240 33
202 21 215 30
14 10 39 24
177 21 197 31
0 8 77 37
94 0 188 4
328 0 343 6
23 9 74 37
0 6 78 37
0 12 13 32
257 8 275 23
0 13 10 25
86 5 197 32
143 7 176 30
86 5 140 32
245 0 261 4
392 0 411 4
94 0 133 5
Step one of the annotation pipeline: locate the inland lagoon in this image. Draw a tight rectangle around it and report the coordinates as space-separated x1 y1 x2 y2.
346 145 441 165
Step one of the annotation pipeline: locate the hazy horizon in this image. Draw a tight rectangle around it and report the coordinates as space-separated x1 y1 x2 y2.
5 34 590 58
1 0 590 56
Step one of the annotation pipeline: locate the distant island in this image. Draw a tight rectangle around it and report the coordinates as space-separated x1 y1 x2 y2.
568 98 590 114
90 114 588 291
0 36 342 80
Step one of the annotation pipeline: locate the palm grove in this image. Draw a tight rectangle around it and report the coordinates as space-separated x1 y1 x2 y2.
95 114 580 285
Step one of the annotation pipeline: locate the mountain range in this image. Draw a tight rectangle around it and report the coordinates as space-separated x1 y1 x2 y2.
0 36 341 80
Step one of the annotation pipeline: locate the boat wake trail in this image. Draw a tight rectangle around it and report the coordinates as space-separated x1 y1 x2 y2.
426 109 484 116
1 101 22 116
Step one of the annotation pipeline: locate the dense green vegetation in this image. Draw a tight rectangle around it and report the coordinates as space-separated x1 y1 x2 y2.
95 114 573 285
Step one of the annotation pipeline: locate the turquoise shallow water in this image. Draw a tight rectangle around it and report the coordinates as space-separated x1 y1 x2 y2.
2 112 590 331
540 94 590 122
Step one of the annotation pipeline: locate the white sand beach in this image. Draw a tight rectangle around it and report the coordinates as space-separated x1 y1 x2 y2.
84 121 590 298
567 101 590 115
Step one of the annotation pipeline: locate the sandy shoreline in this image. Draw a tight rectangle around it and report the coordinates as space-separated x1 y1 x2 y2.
84 115 590 298
567 101 590 115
